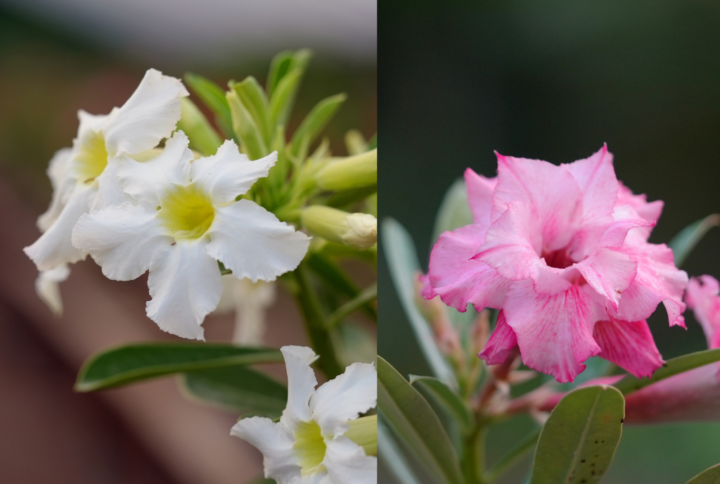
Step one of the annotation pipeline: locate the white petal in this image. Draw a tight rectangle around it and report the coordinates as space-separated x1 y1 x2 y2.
323 437 377 484
72 203 171 281
280 346 319 429
310 363 377 438
24 183 94 271
103 69 188 155
146 240 221 340
191 141 277 205
116 131 194 207
38 148 75 232
231 417 301 484
206 200 310 283
92 157 131 210
35 265 70 316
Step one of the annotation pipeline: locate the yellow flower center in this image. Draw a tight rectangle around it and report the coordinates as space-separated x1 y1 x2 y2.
75 130 109 183
293 420 327 475
158 184 215 241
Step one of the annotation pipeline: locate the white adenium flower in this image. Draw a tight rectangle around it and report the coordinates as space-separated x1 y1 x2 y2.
24 68 188 274
71 131 310 339
215 276 276 345
232 346 377 484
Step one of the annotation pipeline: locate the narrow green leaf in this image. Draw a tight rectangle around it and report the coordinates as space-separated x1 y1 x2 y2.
378 416 420 484
613 348 720 396
227 89 268 160
669 214 720 268
530 385 625 484
409 375 473 434
266 50 294 97
181 365 287 418
377 357 464 484
177 98 222 156
325 283 377 329
184 73 234 138
76 343 282 391
306 252 376 319
431 179 473 246
381 218 456 387
686 464 720 484
270 69 302 130
233 76 271 144
290 93 347 157
484 427 540 483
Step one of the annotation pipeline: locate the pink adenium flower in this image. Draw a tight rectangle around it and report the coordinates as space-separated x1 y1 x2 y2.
530 275 720 423
425 146 687 382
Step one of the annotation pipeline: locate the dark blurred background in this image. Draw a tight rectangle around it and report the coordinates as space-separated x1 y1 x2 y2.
379 1 720 483
0 1 375 483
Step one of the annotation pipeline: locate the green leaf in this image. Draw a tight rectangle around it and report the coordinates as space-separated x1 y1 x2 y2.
409 375 473 434
227 89 268 160
431 179 473 247
76 343 282 391
184 73 234 138
484 427 540 483
381 218 457 387
306 252 376 319
289 93 347 157
178 98 222 156
378 416 420 484
685 464 720 484
530 385 624 484
669 214 720 268
377 357 464 484
613 347 720 396
266 50 294 97
181 365 287 418
233 76 271 144
270 69 302 130
325 283 377 329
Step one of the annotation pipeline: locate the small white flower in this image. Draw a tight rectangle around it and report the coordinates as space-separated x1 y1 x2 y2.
215 276 276 345
232 346 377 484
71 131 310 340
24 69 188 272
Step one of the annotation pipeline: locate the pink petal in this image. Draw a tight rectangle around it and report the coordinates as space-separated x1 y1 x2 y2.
617 182 664 241
475 201 542 281
592 318 663 378
427 224 512 311
562 144 618 226
686 275 720 349
492 153 583 251
478 311 518 365
464 168 496 229
504 280 603 383
574 248 638 308
418 273 437 300
613 241 688 326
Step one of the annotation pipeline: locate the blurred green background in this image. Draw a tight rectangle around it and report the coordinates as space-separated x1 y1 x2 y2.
379 1 720 483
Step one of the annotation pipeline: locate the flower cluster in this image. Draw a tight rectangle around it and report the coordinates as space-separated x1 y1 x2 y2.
24 69 310 339
424 146 688 382
232 346 377 483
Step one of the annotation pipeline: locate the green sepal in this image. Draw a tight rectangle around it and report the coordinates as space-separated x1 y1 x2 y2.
227 88 268 160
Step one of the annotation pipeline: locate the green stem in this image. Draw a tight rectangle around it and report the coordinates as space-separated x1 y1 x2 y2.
325 283 377 329
462 425 487 484
483 427 540 483
291 261 343 379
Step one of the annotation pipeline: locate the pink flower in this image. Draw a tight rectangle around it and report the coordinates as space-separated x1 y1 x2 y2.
532 275 720 423
425 146 687 382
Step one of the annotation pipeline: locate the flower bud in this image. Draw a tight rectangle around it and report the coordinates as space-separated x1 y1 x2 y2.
315 149 377 191
344 414 377 456
302 206 377 250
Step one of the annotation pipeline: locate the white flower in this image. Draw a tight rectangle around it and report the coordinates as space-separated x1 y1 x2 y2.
24 69 188 272
232 346 377 484
35 265 70 316
215 276 276 345
71 131 310 340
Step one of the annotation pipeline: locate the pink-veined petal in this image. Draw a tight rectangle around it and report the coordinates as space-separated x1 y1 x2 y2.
574 248 638 308
206 200 310 283
464 168 496 229
427 224 512 311
686 275 720 349
24 183 94 271
592 318 663 378
72 203 171 281
191 140 277 205
504 281 603 383
146 240 222 340
103 69 188 155
562 144 618 226
475 201 542 281
478 311 518 365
